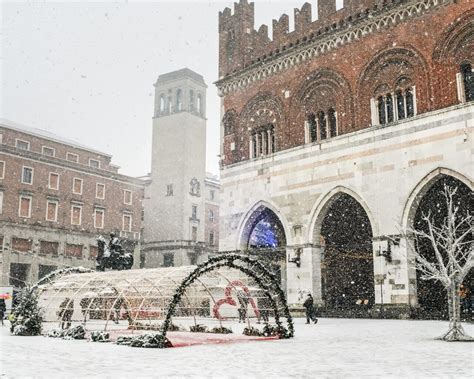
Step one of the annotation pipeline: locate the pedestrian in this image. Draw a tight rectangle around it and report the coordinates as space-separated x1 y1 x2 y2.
258 295 270 323
303 293 318 324
58 298 74 329
237 290 249 323
459 285 471 314
0 298 6 326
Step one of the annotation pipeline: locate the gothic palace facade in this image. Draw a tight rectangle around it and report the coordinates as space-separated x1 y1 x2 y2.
216 0 473 316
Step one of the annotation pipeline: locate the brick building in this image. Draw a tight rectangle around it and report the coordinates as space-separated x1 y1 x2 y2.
216 0 473 316
0 119 145 288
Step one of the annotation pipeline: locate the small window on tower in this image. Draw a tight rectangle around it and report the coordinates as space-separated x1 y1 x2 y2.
166 184 173 196
159 94 165 113
163 253 174 267
197 94 202 115
191 205 197 220
176 89 183 111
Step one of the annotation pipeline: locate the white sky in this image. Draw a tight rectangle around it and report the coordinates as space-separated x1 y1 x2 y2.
1 0 335 177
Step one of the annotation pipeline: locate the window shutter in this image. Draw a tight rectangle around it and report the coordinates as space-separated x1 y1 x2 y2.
370 98 378 126
456 73 466 103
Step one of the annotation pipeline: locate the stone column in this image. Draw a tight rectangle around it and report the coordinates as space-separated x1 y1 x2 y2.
372 237 414 318
255 134 260 157
304 121 309 144
285 245 322 306
1 234 12 286
267 129 272 153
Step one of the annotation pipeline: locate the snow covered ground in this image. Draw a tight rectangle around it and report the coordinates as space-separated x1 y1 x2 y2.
1 318 472 378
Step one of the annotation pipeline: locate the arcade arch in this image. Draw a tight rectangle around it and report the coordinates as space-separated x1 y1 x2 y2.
402 169 473 318
310 188 375 314
237 201 289 285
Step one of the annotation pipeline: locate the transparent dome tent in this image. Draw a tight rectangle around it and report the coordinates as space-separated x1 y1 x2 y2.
35 255 293 341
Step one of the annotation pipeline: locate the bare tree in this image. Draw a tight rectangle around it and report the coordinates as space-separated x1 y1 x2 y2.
402 185 473 341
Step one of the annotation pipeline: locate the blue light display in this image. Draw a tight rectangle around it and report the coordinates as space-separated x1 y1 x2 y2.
249 220 279 248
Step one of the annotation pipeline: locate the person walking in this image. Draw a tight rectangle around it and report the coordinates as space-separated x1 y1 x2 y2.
0 298 6 326
58 298 74 329
237 290 249 323
303 293 318 324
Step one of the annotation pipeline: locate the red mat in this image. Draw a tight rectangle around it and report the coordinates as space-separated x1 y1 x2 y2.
167 331 279 348
104 329 279 348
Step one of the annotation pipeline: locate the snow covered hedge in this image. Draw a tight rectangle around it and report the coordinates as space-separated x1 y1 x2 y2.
116 333 172 348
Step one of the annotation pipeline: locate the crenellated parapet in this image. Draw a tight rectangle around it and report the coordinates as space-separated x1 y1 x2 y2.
217 0 455 92
218 0 394 79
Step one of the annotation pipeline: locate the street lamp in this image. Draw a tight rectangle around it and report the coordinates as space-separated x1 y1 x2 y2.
288 248 302 268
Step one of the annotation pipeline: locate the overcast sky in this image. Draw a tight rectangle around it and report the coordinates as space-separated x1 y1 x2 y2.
1 0 333 177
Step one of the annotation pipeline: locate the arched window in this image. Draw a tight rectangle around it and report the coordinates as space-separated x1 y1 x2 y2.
461 63 473 102
176 89 182 111
318 111 327 140
328 108 337 138
377 93 398 125
377 96 386 125
159 94 165 113
405 88 414 117
308 114 317 143
167 96 172 113
396 90 405 120
189 90 195 111
386 93 394 123
250 124 274 159
197 94 202 115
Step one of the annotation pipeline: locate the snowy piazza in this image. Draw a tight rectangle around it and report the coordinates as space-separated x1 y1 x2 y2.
0 0 473 378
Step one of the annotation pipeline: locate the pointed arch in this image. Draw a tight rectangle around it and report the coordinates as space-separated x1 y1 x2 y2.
432 9 474 63
401 167 473 230
307 186 378 244
236 200 291 250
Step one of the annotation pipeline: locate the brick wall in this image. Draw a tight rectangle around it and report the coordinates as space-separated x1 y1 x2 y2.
0 133 144 235
218 0 473 166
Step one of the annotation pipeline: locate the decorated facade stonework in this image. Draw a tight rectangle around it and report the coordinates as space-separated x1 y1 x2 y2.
216 0 473 316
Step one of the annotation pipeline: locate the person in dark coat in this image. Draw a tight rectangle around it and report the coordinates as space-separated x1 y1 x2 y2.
237 290 249 323
0 299 6 325
303 294 318 324
58 298 74 329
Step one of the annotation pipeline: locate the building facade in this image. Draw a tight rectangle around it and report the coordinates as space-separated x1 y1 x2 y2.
216 0 473 316
0 119 145 288
204 173 220 252
142 69 220 267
